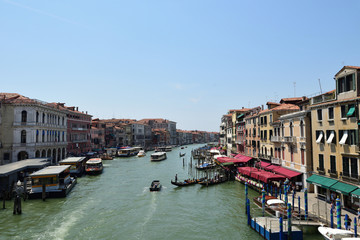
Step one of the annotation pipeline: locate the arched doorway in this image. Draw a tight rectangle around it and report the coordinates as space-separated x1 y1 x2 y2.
41 150 46 158
17 151 28 161
35 150 40 158
52 149 56 164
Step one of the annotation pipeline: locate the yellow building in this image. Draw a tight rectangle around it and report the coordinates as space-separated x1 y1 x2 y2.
309 66 360 210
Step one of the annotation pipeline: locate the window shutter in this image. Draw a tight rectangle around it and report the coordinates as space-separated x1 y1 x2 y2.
353 74 356 90
356 129 359 145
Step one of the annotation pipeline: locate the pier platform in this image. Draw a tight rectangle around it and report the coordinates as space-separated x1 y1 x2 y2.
251 217 303 240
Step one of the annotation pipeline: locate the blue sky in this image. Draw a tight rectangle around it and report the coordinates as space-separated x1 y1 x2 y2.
1 0 360 132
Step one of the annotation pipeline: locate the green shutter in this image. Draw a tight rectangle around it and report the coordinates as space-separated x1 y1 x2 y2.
353 74 356 90
347 106 355 117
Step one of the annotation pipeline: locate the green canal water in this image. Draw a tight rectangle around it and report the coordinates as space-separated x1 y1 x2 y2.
0 144 323 240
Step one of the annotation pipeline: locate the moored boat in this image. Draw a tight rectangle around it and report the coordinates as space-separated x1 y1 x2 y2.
59 157 87 177
195 162 215 170
151 152 167 161
318 226 355 240
28 165 76 199
85 158 103 175
198 176 227 186
179 152 186 157
100 154 113 160
149 180 161 191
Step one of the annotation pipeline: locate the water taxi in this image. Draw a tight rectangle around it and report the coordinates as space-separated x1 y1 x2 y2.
59 157 87 177
150 152 167 161
28 165 76 199
85 158 103 175
318 226 355 240
149 180 161 191
118 147 137 157
137 150 146 157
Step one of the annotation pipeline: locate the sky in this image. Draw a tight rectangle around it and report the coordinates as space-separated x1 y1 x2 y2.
1 0 360 132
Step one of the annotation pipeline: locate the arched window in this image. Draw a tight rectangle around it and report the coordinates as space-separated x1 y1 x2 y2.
300 120 305 137
290 122 294 137
42 113 45 123
281 123 285 137
36 111 39 123
21 110 27 123
21 130 26 143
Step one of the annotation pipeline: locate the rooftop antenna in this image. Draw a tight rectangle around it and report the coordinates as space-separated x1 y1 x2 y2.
293 82 296 97
318 79 322 94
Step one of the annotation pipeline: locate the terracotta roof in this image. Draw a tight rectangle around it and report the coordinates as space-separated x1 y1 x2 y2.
335 66 360 77
271 103 300 111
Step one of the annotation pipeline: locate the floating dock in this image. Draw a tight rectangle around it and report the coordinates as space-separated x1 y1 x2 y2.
251 217 303 240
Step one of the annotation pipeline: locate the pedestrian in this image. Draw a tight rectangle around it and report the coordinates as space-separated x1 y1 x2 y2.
346 217 352 230
358 208 360 226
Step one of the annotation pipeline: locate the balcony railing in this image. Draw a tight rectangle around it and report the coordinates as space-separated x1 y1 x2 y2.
283 136 296 144
270 136 281 142
271 157 281 165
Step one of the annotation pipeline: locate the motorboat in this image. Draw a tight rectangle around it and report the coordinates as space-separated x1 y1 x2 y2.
195 162 215 170
85 158 103 175
59 157 87 177
150 180 161 191
151 152 167 161
318 226 355 240
137 150 146 157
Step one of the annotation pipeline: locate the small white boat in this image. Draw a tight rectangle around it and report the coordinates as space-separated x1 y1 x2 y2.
318 226 355 240
151 152 167 161
137 150 146 157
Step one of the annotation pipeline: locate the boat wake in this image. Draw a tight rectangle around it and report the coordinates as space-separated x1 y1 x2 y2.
35 199 93 240
136 193 157 239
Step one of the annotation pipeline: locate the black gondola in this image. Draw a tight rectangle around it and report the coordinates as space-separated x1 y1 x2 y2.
179 153 186 157
198 178 227 186
171 179 197 186
149 180 162 191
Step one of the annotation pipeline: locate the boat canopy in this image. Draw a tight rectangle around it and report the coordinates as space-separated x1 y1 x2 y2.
272 166 302 179
234 154 252 162
30 165 70 177
267 199 285 206
59 157 86 164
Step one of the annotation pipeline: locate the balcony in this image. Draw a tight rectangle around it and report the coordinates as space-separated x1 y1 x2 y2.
317 167 325 175
258 154 271 161
271 157 281 165
340 172 360 184
328 169 338 178
283 136 296 144
271 136 281 142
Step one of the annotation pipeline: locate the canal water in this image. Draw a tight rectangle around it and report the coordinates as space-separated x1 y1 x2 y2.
0 144 323 240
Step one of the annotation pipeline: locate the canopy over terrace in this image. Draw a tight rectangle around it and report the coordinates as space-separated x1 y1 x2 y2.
238 166 288 183
217 157 251 164
234 154 252 162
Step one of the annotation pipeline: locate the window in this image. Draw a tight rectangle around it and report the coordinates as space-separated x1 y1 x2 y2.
338 74 355 94
290 147 293 162
21 130 26 143
319 154 324 171
316 130 324 144
341 104 356 119
330 156 336 173
317 109 322 121
270 115 273 123
351 158 358 179
264 130 267 141
326 130 336 144
343 157 350 177
21 110 27 123
328 107 334 120
290 122 293 136
36 112 39 123
300 120 305 138
339 129 358 145
301 149 305 165
264 116 267 125
36 130 39 143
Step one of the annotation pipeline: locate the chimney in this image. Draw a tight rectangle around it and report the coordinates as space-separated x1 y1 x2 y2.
261 105 264 110
76 107 78 111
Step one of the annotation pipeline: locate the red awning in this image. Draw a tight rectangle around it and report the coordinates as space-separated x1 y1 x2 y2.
264 165 281 171
237 167 259 176
273 166 302 179
234 154 252 162
217 157 251 164
258 172 286 183
258 161 271 168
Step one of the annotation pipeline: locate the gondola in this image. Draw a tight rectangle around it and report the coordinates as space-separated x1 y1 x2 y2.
195 163 215 170
179 153 186 157
171 179 197 186
198 177 227 186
